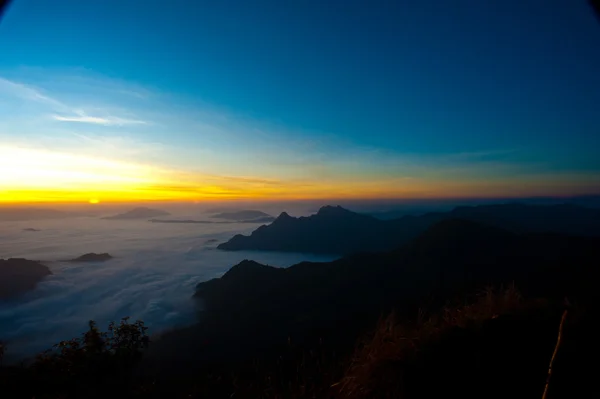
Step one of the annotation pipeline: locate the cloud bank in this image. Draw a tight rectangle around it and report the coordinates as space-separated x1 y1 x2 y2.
0 216 335 360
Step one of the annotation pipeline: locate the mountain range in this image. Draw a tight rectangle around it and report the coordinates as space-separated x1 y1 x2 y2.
217 203 600 254
67 253 113 262
150 217 600 369
102 207 170 220
211 210 273 221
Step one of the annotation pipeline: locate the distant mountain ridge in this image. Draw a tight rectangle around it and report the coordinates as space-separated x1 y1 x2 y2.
218 205 402 254
67 253 113 262
211 210 273 221
203 219 600 311
150 219 225 224
149 216 275 224
217 203 600 255
103 207 170 220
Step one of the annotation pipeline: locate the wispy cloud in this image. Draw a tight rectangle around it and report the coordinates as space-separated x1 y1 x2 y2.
0 76 149 126
2 69 597 203
0 77 65 109
52 113 147 126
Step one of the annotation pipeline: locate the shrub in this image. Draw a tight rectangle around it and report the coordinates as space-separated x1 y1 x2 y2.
9 317 149 399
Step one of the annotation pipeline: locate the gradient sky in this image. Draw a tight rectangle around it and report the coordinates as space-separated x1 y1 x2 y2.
1 0 599 203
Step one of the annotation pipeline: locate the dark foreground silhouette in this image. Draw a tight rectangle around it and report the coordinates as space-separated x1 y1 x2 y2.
218 203 600 254
151 219 600 398
0 259 51 300
194 220 600 359
2 219 600 398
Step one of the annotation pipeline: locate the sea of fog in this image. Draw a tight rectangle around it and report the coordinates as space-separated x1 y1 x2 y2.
0 214 336 360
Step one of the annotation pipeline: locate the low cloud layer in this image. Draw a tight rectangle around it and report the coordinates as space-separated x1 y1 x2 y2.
0 215 334 360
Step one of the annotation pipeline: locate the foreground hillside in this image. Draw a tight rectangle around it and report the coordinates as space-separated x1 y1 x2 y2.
2 218 600 398
149 219 600 396
185 220 600 362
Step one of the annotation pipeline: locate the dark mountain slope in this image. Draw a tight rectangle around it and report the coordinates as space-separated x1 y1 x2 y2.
208 219 600 323
218 205 416 254
152 219 600 369
218 203 600 255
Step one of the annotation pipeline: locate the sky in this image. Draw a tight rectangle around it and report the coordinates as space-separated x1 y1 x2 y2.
1 0 599 204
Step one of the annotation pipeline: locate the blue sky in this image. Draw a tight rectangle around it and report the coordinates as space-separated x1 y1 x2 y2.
1 0 600 202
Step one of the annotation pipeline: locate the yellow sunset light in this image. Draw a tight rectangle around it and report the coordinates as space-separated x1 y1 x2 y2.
1 146 596 205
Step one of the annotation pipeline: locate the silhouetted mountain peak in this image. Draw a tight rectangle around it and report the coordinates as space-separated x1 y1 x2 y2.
233 259 264 268
271 211 294 224
225 259 276 276
218 203 600 256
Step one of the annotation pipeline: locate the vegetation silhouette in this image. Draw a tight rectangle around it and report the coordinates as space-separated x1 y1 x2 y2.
1 318 148 399
2 285 598 398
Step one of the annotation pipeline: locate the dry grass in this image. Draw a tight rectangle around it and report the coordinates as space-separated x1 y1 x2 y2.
542 309 568 399
335 284 524 399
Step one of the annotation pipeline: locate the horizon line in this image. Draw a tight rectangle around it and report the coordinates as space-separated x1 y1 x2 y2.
1 193 599 208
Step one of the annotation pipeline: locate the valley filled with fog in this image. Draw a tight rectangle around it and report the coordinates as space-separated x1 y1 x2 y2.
0 210 336 360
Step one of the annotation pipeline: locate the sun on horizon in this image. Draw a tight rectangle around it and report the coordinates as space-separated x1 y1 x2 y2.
0 0 598 205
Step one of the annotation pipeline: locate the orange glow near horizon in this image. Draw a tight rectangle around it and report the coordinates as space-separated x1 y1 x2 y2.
1 146 599 205
2 179 599 206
